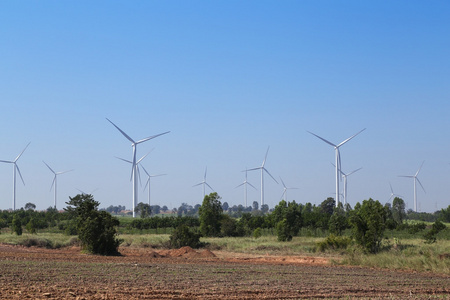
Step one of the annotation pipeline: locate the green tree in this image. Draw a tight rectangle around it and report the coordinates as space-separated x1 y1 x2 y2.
11 214 22 235
199 192 223 237
169 224 203 249
349 198 386 253
24 202 36 211
65 194 122 255
392 197 406 225
328 205 347 235
135 202 151 218
26 217 38 234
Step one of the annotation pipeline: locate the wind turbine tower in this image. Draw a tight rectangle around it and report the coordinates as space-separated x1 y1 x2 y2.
247 147 278 207
0 142 30 210
399 161 425 212
43 161 73 209
236 169 257 207
141 165 166 206
106 118 169 218
308 129 365 207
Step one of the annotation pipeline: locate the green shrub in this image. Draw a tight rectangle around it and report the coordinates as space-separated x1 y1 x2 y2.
169 224 203 249
253 227 262 239
276 219 292 242
11 214 22 236
424 220 447 244
317 234 352 252
408 222 427 234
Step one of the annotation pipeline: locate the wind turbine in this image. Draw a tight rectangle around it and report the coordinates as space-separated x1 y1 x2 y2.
308 128 365 207
331 163 362 205
106 118 169 218
43 161 73 209
141 165 166 206
247 146 278 207
279 177 298 201
341 167 362 206
193 167 213 198
388 182 403 203
399 161 425 212
0 142 30 210
236 169 257 207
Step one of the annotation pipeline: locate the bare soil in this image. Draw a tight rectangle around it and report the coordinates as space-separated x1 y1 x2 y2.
0 244 449 299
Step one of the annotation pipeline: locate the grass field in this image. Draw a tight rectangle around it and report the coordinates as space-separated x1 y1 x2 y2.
2 229 449 275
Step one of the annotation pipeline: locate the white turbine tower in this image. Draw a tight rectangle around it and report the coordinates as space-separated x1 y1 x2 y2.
341 167 362 206
0 142 30 210
388 182 403 203
399 161 425 212
236 169 257 207
43 161 73 209
247 147 278 207
279 177 298 201
106 118 169 218
308 129 365 207
193 167 214 198
141 165 166 206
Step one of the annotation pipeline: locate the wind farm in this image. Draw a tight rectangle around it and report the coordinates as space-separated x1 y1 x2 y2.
1 2 449 299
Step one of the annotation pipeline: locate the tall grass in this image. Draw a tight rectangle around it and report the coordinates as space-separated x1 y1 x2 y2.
0 232 77 249
341 238 450 274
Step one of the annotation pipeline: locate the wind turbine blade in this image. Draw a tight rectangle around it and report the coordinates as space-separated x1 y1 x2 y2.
136 150 152 164
280 177 286 189
246 167 261 172
264 168 279 184
0 160 13 164
347 167 362 176
144 178 150 191
151 174 167 177
235 182 245 188
115 156 132 164
205 182 214 191
416 161 425 176
247 182 258 190
58 169 74 175
337 128 366 147
141 165 150 177
307 131 336 147
106 118 135 143
389 182 394 194
262 146 270 167
416 178 426 193
14 142 31 162
16 165 25 185
136 131 170 144
398 175 414 178
76 188 86 194
50 176 56 191
137 165 142 187
43 161 56 174
192 182 203 187
204 167 207 180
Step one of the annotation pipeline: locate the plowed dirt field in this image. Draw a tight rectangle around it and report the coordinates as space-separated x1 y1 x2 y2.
0 244 448 299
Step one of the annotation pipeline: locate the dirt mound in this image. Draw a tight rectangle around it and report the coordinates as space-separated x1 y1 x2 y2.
199 249 216 258
167 246 200 258
147 251 162 258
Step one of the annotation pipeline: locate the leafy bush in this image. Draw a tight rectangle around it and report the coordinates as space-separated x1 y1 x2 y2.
169 225 203 249
65 194 122 255
317 234 352 252
253 227 262 239
11 214 22 236
408 222 427 234
276 219 292 242
424 220 447 244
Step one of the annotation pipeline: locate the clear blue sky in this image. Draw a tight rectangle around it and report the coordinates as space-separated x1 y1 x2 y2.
1 1 449 212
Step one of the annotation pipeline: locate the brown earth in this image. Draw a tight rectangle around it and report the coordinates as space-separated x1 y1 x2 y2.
0 244 449 299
